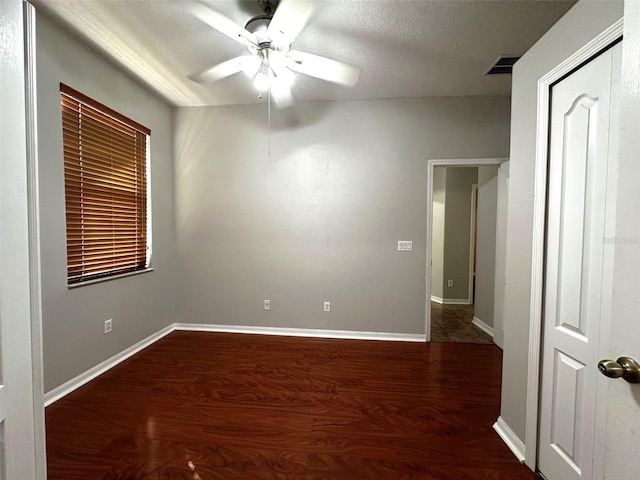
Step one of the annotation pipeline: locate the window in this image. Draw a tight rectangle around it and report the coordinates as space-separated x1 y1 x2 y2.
60 84 151 285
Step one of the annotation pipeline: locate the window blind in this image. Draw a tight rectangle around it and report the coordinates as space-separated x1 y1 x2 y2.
61 84 150 285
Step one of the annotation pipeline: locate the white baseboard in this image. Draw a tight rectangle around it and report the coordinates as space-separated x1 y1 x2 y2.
443 298 471 305
44 325 174 406
174 323 426 342
472 316 494 337
430 295 470 305
493 416 526 463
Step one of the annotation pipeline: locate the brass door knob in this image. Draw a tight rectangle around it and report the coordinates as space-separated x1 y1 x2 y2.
598 357 640 384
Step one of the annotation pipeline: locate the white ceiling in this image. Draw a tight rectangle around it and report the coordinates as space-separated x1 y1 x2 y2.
33 0 576 107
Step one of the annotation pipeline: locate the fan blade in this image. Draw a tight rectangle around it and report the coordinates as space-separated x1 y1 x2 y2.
189 2 256 48
267 0 313 48
271 80 294 109
190 56 251 83
287 50 361 86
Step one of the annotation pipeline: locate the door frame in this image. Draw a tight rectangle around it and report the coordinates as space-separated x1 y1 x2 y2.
425 158 507 341
0 1 46 477
24 3 47 476
524 19 623 471
493 162 509 349
469 183 478 305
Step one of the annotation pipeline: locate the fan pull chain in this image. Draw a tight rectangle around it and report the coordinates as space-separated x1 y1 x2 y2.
268 87 272 157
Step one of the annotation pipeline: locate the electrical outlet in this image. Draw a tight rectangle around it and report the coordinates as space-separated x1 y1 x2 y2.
264 299 271 310
447 280 454 287
324 301 331 312
104 319 113 334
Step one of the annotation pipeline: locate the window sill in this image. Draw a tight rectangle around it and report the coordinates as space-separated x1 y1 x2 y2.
68 267 154 289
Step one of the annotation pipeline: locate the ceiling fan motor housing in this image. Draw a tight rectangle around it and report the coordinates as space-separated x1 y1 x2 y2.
245 0 281 51
245 15 271 38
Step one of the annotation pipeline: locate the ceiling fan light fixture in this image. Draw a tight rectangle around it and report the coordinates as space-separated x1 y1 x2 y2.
268 49 295 86
251 47 295 92
253 63 272 92
241 55 261 78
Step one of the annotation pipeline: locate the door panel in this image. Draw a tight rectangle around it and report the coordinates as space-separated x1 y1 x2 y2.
539 43 621 480
551 351 585 469
556 95 596 339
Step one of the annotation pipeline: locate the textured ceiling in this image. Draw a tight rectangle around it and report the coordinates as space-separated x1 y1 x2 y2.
33 0 576 107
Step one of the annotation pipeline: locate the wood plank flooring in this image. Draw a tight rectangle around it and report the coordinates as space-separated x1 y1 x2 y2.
46 332 538 479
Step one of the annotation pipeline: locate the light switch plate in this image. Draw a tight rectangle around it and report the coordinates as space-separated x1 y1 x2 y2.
397 241 413 252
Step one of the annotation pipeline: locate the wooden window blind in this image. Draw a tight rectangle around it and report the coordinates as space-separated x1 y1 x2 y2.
60 84 151 285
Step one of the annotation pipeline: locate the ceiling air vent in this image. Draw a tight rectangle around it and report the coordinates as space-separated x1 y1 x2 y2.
485 55 520 75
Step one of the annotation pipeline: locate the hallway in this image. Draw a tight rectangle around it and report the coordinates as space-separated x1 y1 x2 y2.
430 302 493 344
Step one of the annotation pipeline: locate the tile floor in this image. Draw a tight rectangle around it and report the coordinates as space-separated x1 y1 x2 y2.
430 302 494 344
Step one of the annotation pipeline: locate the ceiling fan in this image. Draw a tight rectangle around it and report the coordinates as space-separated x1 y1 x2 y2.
188 0 362 108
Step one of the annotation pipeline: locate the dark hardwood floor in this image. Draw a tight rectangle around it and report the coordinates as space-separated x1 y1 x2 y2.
46 332 538 479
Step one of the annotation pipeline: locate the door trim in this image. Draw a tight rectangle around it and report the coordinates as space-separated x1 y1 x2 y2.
24 3 47 477
469 184 478 305
524 19 623 470
425 158 507 341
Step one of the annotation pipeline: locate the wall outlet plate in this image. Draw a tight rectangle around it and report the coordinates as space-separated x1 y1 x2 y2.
447 280 454 287
264 299 271 310
397 241 413 252
323 301 331 312
104 319 113 334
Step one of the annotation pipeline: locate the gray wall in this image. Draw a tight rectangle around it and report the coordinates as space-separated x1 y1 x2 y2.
37 15 177 392
442 167 478 301
432 166 499 310
474 165 499 327
501 0 623 443
174 97 510 335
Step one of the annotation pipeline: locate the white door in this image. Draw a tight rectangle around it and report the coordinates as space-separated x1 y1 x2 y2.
538 42 622 480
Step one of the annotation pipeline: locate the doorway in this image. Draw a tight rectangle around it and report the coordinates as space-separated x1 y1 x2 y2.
425 158 507 343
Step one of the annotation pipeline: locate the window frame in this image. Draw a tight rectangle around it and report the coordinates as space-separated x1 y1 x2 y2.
60 83 152 287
